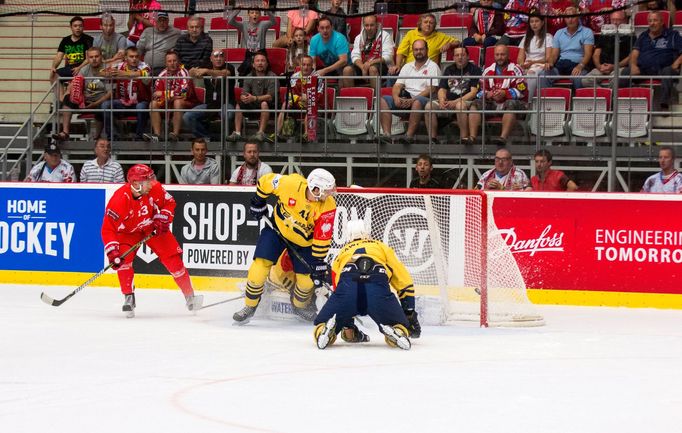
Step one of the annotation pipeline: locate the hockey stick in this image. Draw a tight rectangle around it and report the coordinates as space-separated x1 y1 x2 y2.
262 216 316 275
40 233 155 307
263 217 366 327
199 294 245 310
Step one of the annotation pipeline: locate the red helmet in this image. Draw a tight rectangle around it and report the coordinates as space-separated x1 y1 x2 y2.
127 164 155 183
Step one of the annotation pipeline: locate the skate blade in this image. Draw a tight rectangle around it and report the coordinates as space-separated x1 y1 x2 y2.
125 310 135 319
232 316 252 326
381 324 411 350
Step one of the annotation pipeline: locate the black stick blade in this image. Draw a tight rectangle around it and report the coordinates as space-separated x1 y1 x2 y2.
40 292 68 307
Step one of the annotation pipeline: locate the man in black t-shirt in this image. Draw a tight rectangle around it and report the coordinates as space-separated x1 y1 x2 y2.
50 16 94 100
409 154 441 188
582 11 634 88
426 46 481 145
184 50 236 140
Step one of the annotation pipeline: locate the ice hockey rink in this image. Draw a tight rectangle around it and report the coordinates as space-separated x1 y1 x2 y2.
2 285 682 433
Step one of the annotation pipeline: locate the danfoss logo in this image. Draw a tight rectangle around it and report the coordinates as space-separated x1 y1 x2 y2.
496 225 565 256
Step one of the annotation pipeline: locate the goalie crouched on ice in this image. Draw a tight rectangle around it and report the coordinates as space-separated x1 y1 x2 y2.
314 219 422 350
233 168 337 324
101 164 202 318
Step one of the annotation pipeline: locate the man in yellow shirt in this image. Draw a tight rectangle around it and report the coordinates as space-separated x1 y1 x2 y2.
313 219 421 350
390 13 459 74
233 168 337 324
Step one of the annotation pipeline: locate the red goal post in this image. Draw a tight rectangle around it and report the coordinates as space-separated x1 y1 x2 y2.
334 187 544 327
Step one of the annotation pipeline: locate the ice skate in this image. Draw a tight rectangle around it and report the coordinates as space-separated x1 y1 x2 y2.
314 314 337 349
185 294 204 313
292 303 317 322
381 324 411 350
233 305 257 325
122 293 136 318
341 324 370 343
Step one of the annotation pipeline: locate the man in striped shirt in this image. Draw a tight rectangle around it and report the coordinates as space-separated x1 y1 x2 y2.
80 138 125 183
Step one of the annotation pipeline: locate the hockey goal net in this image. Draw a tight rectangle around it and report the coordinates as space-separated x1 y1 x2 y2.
333 188 544 327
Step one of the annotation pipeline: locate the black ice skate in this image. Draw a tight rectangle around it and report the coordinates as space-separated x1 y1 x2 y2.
233 305 257 325
381 324 411 350
122 293 136 318
292 303 317 322
185 294 204 312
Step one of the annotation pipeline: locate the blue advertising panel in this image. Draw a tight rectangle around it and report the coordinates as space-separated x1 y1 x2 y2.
0 187 105 272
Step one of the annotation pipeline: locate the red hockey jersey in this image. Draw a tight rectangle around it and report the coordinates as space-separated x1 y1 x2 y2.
101 181 176 251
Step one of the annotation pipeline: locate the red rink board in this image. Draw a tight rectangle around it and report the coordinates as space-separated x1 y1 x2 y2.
492 193 682 294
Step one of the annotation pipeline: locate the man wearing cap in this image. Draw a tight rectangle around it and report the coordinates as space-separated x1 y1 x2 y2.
174 16 213 70
25 142 77 183
137 11 181 77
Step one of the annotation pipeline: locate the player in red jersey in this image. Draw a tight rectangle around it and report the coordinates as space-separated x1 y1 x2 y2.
101 164 202 317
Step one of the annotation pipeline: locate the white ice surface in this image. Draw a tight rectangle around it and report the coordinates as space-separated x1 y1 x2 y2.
2 284 682 433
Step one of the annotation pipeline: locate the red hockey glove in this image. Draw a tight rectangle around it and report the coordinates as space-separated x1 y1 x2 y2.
153 213 171 234
105 243 122 270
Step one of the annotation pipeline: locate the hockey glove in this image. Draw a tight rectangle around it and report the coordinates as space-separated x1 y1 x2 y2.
310 260 330 289
105 244 123 270
404 310 421 339
152 213 171 234
249 195 268 221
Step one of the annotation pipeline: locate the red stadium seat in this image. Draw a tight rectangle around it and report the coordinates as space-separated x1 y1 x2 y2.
265 47 287 76
209 17 241 47
83 17 101 32
484 46 520 68
439 13 471 43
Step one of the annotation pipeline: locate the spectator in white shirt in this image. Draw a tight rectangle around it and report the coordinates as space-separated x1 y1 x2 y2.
25 142 77 183
379 39 441 144
80 138 124 183
229 142 273 185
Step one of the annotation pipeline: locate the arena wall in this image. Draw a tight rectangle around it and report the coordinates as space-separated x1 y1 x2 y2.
1 183 681 309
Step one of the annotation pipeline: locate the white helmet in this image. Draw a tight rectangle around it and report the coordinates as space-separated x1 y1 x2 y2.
345 219 370 242
306 168 336 201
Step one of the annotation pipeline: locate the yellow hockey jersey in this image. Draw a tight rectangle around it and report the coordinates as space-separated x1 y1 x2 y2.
256 173 337 259
331 238 415 305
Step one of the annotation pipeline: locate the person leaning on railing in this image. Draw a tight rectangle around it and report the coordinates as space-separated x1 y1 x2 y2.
185 50 236 141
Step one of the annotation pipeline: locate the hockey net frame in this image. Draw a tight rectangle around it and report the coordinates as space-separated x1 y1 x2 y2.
333 187 544 328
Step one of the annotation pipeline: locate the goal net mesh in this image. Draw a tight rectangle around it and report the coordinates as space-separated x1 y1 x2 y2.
333 189 544 327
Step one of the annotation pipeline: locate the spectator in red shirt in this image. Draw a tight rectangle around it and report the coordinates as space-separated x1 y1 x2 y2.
531 149 578 191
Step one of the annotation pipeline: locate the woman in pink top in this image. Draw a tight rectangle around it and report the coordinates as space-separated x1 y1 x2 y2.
273 0 318 48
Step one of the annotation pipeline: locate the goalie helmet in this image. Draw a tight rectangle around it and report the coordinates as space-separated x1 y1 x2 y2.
345 219 370 242
127 164 155 183
306 168 336 200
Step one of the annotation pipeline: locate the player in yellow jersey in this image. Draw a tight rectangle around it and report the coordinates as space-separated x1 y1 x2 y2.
313 219 422 350
233 168 337 324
